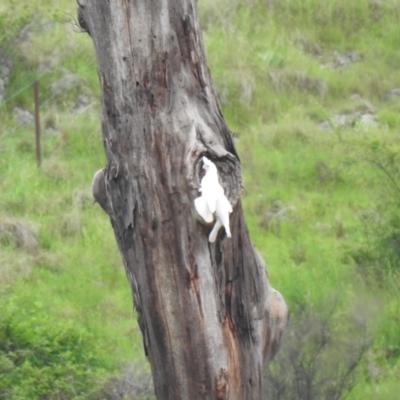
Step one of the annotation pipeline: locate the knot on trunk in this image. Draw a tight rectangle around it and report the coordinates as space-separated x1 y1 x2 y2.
92 168 112 215
77 1 91 36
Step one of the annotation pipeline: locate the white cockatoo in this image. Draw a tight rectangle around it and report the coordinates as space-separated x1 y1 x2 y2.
194 157 233 242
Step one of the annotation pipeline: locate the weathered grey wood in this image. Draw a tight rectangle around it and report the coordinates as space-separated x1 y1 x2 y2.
81 1 288 399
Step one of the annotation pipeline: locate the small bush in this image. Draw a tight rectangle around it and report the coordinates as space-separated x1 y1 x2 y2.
350 141 400 279
264 301 371 400
0 217 38 252
0 301 112 400
99 362 155 400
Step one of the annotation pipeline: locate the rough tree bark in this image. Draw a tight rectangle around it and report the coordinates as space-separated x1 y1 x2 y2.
79 1 288 399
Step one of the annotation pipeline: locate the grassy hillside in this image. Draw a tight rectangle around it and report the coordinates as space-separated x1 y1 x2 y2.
1 0 400 398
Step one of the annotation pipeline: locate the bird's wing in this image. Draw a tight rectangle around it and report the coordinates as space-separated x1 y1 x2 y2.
218 193 233 213
195 196 214 223
201 177 218 213
204 189 217 213
215 195 232 238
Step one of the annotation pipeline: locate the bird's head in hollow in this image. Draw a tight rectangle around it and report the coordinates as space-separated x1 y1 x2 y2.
202 156 217 174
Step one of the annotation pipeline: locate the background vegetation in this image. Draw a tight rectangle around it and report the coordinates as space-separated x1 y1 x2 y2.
1 0 400 398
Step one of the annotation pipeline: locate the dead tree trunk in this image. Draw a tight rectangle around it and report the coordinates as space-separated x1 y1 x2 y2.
79 1 288 399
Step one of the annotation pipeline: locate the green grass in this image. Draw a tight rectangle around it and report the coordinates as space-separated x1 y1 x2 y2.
1 0 400 398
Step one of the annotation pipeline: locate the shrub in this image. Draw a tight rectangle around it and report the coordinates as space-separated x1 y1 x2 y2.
98 362 155 400
264 300 371 400
0 300 112 400
350 140 400 279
